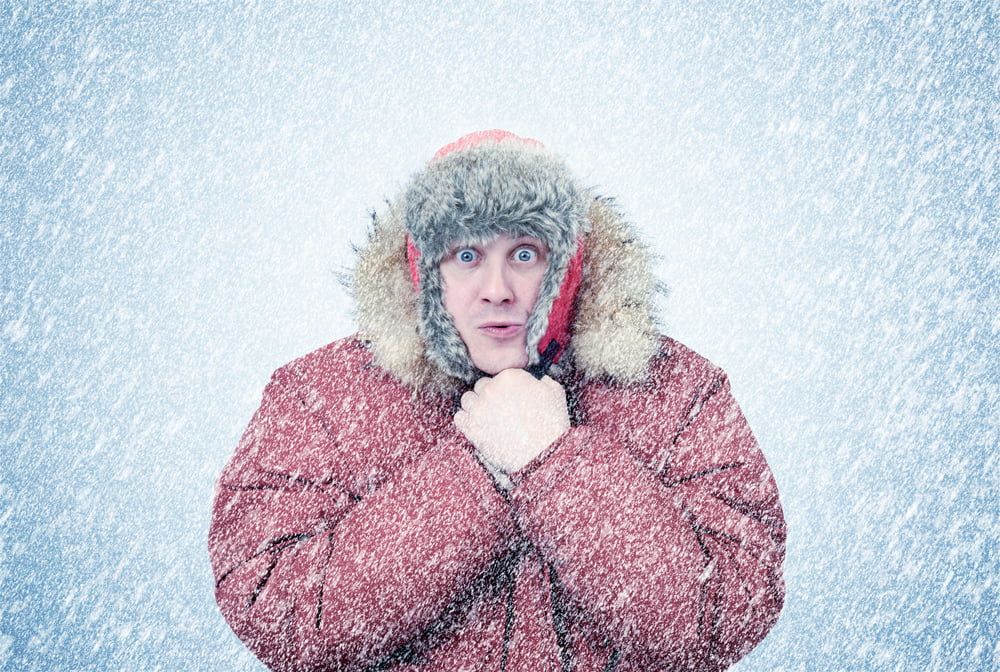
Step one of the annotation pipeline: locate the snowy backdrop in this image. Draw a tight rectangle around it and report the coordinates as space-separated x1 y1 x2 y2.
2 2 997 670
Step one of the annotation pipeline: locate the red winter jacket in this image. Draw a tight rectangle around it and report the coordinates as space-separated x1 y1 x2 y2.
209 334 785 671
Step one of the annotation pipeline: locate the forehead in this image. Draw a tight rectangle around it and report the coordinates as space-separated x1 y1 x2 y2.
447 232 548 251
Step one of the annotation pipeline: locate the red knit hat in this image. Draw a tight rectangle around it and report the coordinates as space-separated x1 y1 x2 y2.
430 129 544 163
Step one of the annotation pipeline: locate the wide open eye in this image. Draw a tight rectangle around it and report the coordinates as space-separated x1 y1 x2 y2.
456 248 478 264
514 247 537 263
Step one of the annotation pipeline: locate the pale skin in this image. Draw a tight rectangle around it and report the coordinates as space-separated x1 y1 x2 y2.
455 370 570 473
441 234 571 473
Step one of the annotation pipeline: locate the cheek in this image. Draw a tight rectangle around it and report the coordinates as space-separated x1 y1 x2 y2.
521 272 546 307
441 278 468 324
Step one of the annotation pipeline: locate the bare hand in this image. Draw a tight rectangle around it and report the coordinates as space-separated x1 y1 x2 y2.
454 369 570 474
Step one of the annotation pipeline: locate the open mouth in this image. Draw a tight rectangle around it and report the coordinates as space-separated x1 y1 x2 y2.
479 323 524 339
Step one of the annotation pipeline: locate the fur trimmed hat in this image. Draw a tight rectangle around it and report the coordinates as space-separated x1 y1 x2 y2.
354 132 661 392
402 130 591 383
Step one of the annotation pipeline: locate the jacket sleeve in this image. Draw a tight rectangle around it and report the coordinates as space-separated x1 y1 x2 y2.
507 369 785 671
209 366 517 672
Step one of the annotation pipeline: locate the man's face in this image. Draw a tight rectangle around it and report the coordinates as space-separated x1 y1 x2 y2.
440 233 549 375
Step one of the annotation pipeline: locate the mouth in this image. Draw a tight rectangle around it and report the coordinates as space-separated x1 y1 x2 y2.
478 322 525 340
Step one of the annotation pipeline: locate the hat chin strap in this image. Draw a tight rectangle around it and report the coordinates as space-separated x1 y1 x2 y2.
525 339 561 379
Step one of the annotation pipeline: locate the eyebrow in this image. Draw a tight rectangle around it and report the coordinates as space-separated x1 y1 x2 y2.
514 240 548 255
511 236 547 247
445 242 477 255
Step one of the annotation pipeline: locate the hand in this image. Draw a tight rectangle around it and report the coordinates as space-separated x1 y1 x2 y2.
454 368 570 474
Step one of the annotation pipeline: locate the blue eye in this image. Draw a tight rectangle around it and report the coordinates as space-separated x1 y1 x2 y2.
457 249 477 263
514 247 537 262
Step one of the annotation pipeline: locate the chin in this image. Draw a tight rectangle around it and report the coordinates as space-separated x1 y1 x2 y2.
472 350 529 375
476 361 523 375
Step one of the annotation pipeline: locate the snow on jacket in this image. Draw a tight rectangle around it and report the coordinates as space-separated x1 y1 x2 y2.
209 195 786 671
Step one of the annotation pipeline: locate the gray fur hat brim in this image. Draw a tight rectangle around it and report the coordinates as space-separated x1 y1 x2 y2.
402 138 590 382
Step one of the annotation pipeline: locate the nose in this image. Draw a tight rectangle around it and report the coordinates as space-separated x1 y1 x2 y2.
478 256 514 304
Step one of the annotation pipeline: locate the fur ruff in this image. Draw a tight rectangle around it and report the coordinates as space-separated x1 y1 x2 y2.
354 197 661 392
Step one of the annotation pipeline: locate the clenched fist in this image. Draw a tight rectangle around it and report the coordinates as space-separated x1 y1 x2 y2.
454 368 570 474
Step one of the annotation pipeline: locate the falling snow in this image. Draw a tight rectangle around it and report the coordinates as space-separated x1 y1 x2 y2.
1 2 997 671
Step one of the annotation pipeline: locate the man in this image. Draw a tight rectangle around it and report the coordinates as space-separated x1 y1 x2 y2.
209 130 785 671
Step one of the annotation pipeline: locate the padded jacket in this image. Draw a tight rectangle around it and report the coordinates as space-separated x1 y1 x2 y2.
209 199 785 671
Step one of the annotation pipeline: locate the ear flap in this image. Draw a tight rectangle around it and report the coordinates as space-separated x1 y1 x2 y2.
406 235 421 289
535 234 586 366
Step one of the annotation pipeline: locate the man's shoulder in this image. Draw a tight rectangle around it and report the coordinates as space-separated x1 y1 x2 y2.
577 336 727 404
654 336 724 376
642 336 730 396
270 334 406 396
282 335 369 370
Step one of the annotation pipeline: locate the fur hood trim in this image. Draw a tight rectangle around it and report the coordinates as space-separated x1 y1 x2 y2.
354 197 661 392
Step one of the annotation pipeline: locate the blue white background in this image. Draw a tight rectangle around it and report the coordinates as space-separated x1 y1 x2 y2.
2 2 997 670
